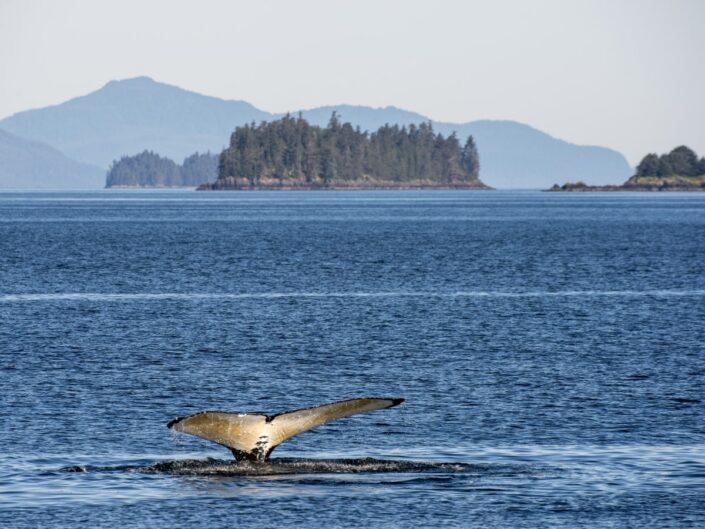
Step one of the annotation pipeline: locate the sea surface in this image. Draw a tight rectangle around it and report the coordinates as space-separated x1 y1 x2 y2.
1 190 704 528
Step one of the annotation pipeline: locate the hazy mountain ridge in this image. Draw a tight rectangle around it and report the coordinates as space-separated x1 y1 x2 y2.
283 106 631 188
0 77 269 171
0 77 633 189
0 128 103 189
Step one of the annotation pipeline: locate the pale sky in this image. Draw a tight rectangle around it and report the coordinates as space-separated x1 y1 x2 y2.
1 0 704 164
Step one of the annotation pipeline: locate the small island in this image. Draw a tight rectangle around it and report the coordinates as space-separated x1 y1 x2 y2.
198 114 489 190
105 151 218 188
549 146 705 192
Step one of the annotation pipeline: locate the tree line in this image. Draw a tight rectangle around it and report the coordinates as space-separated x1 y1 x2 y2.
635 146 705 178
216 113 480 185
105 151 218 187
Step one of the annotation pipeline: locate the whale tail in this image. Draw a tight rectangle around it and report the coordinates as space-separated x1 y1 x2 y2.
167 397 404 462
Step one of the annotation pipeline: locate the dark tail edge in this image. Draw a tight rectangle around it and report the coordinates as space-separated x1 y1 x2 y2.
167 397 404 428
167 416 186 429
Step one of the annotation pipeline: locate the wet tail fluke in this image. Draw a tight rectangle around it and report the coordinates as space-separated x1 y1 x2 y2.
167 397 404 462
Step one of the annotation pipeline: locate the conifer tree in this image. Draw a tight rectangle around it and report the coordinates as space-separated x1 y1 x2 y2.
635 153 660 177
461 136 480 180
666 146 699 176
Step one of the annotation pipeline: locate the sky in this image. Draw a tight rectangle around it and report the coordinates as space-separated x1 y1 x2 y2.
1 0 704 164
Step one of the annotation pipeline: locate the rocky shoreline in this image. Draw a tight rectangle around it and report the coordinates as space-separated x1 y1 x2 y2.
197 176 491 191
548 175 705 192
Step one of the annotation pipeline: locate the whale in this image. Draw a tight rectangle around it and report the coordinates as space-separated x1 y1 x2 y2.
167 397 404 462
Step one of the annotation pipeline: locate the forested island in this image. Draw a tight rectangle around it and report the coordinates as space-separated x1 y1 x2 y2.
198 114 488 190
105 151 218 187
550 146 705 192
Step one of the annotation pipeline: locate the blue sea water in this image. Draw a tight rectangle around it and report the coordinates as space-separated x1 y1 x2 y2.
0 189 704 528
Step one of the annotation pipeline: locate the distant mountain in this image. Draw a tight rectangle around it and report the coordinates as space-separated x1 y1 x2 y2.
446 121 632 189
0 77 269 171
295 104 430 132
0 128 103 189
0 77 633 188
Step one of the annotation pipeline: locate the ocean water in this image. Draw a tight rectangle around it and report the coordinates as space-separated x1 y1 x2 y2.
1 190 704 528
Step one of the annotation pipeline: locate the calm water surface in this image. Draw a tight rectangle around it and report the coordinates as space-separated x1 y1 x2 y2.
1 190 704 528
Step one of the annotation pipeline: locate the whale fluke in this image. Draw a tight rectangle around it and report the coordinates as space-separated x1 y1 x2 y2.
167 397 404 462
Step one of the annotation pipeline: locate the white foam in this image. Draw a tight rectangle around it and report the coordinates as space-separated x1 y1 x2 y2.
1 289 704 303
